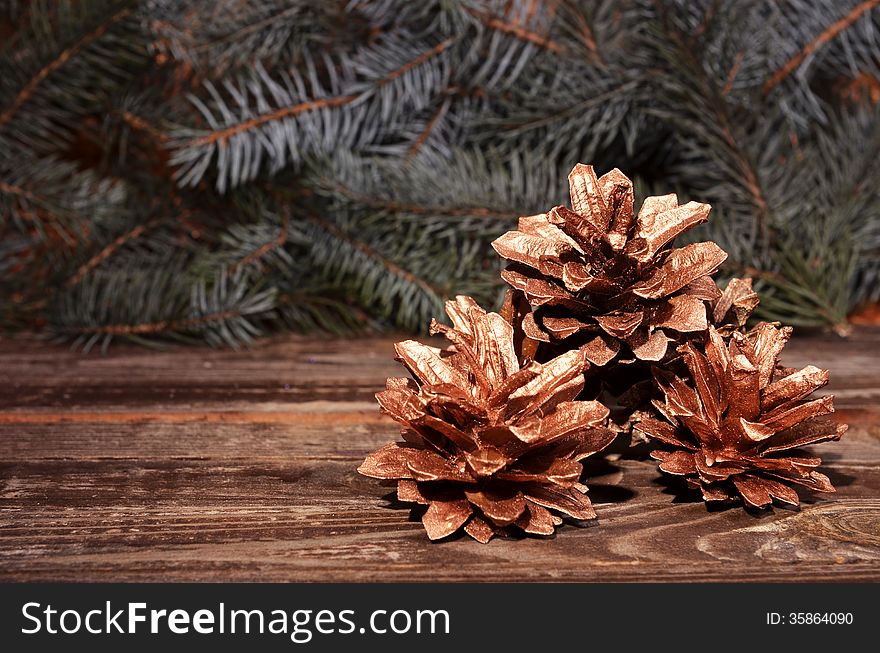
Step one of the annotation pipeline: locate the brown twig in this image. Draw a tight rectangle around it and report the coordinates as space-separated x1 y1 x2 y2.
0 7 131 128
186 39 455 148
764 0 880 94
186 94 358 147
231 209 290 271
66 219 161 287
119 110 167 142
564 0 605 67
69 310 241 336
722 50 744 96
465 7 561 52
406 99 449 159
377 39 454 85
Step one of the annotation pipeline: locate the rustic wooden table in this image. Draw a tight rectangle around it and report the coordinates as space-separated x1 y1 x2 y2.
1 329 878 582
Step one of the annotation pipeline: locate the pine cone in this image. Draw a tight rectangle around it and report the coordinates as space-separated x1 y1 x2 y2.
635 323 847 508
491 163 727 365
358 295 615 542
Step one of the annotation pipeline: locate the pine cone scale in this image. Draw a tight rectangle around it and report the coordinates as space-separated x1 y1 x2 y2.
463 489 526 525
761 417 846 453
423 499 473 541
394 340 468 392
761 394 834 432
762 365 828 409
524 483 597 521
635 201 711 260
653 295 708 332
567 163 610 234
515 502 557 535
630 242 727 300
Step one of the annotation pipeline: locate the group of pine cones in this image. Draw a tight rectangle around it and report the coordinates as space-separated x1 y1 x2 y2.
358 164 848 543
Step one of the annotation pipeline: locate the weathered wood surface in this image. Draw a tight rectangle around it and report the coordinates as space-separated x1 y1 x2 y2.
1 328 878 582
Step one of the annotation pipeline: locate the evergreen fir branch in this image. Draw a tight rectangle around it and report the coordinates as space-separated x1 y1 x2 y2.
305 212 448 303
316 178 514 219
351 34 456 118
275 288 369 335
756 238 856 332
722 50 745 96
117 108 167 143
648 3 773 234
475 1 644 159
181 90 358 148
148 0 343 73
3 0 879 343
66 218 162 287
561 0 606 68
54 264 276 351
0 3 132 128
170 58 363 191
309 148 561 220
91 90 177 173
0 0 147 152
763 0 880 94
216 195 370 334
758 0 880 125
0 154 125 247
172 33 459 190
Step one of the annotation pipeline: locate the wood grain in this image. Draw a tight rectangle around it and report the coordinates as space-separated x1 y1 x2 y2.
1 329 879 582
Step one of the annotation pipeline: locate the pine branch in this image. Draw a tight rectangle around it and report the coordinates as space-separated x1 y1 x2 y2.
305 212 447 302
117 110 167 143
722 49 745 96
406 98 450 158
651 3 771 233
1 155 124 247
375 38 455 85
4 0 879 343
185 93 359 148
66 218 161 287
563 0 605 67
0 4 132 128
764 0 880 94
231 208 290 271
465 6 561 53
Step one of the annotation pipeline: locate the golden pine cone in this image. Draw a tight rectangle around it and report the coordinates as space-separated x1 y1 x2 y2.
492 163 731 365
635 323 847 508
358 295 615 542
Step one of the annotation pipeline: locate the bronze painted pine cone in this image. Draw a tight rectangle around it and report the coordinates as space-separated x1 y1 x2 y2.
635 323 847 508
492 163 729 366
358 295 615 542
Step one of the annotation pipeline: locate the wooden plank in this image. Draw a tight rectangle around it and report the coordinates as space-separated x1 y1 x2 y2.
1 329 878 582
